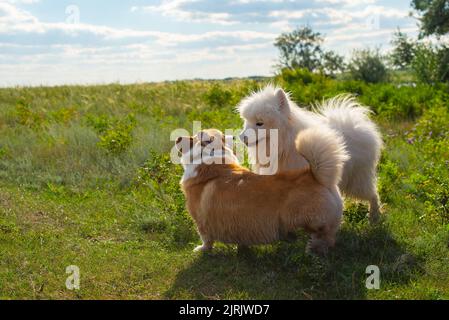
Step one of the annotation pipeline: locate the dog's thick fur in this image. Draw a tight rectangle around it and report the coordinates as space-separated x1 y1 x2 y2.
238 86 383 223
177 128 348 255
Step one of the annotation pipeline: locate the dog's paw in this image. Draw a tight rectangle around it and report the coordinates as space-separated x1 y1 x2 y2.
368 203 385 225
367 210 382 225
367 214 378 224
306 240 329 257
193 245 212 253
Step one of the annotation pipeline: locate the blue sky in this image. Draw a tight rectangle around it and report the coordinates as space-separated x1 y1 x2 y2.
0 0 419 86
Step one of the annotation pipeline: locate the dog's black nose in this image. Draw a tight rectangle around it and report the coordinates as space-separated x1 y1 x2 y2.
176 137 182 144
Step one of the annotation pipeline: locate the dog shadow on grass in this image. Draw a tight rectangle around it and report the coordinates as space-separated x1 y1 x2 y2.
164 217 422 300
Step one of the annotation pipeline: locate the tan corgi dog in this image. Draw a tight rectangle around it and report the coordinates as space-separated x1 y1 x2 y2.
176 128 349 255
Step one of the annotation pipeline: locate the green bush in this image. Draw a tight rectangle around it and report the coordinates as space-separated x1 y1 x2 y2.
410 106 449 140
412 44 449 83
135 151 196 246
86 114 111 134
402 107 449 223
348 49 389 83
275 68 333 105
202 81 261 110
277 68 315 85
49 107 78 124
14 102 46 129
389 29 415 69
378 158 402 204
277 67 449 120
88 114 136 155
203 83 236 108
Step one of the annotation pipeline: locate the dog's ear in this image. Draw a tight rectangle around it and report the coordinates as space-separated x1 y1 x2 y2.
275 88 289 113
176 136 193 153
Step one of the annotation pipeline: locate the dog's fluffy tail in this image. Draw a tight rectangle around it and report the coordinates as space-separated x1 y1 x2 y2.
295 127 350 188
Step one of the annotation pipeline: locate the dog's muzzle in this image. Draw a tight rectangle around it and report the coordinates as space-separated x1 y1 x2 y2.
239 132 249 146
240 131 265 147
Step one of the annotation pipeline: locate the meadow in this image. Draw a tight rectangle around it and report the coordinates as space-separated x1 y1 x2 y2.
0 72 448 299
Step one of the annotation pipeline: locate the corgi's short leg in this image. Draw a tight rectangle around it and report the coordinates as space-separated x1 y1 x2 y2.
194 235 214 252
306 238 328 256
368 194 381 224
306 230 336 256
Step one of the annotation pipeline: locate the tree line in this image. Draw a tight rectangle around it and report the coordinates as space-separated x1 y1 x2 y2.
274 0 449 84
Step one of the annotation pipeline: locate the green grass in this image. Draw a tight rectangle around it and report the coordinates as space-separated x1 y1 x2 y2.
0 78 448 300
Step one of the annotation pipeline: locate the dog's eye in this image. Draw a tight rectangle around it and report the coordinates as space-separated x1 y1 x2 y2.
201 140 213 147
256 122 264 127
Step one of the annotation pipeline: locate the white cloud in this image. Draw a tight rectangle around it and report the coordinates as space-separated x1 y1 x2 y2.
0 2 276 46
0 40 276 86
131 0 398 27
0 1 278 85
134 0 237 25
4 0 40 3
0 0 421 86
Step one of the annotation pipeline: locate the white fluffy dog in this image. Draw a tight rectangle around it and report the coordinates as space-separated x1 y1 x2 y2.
238 85 383 223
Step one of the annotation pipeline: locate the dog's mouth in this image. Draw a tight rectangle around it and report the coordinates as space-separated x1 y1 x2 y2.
177 142 221 164
243 135 267 148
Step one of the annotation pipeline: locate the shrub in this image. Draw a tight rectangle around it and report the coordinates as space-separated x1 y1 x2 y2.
135 151 196 245
378 159 403 203
348 49 389 83
49 107 78 124
320 50 346 77
404 107 449 223
275 68 332 105
86 114 110 134
15 102 46 129
277 67 449 120
389 29 415 69
87 114 136 155
277 68 316 85
409 106 449 140
203 83 236 108
412 44 449 83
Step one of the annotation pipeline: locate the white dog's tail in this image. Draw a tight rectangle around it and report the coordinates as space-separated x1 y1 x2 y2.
295 127 350 188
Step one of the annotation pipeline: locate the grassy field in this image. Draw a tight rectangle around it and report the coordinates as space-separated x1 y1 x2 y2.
0 77 448 299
